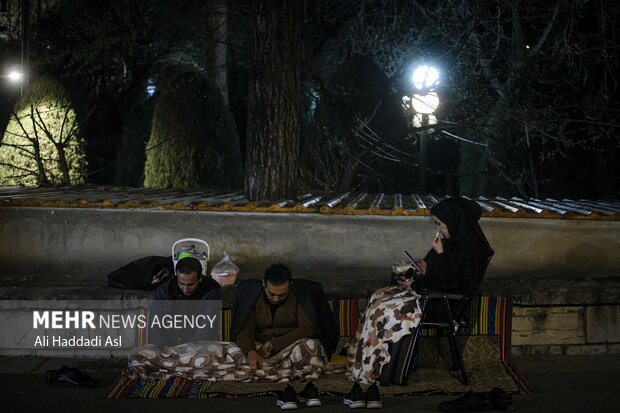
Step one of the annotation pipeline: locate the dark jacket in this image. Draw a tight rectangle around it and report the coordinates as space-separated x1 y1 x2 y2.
153 276 221 301
423 242 492 296
231 278 338 358
150 276 221 346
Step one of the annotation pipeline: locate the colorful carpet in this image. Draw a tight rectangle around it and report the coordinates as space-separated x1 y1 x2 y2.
107 335 529 398
108 296 532 398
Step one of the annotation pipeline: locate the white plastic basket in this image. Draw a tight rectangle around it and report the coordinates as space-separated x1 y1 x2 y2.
172 238 210 276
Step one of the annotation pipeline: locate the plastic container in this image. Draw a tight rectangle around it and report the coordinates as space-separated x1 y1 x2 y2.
210 251 239 286
172 238 210 276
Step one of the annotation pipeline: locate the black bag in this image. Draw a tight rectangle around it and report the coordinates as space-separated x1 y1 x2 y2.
107 256 173 290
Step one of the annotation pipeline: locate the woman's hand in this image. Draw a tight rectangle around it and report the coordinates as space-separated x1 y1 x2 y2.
432 233 444 254
415 258 428 275
397 276 413 290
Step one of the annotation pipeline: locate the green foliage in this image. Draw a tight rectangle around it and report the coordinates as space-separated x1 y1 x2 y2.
0 76 87 186
33 0 221 185
143 70 242 189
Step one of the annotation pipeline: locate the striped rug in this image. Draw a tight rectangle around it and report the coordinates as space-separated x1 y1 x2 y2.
111 296 531 398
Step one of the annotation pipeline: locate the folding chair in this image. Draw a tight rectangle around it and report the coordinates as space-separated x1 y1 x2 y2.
408 251 494 385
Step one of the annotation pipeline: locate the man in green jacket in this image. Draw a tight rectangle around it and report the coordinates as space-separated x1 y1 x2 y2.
231 263 338 369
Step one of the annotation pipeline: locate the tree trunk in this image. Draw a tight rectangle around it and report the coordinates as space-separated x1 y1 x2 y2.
338 153 360 193
23 109 49 186
54 142 71 184
245 0 302 201
205 1 229 106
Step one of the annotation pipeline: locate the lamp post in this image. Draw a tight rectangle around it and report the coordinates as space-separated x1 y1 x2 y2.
21 0 30 96
409 65 440 193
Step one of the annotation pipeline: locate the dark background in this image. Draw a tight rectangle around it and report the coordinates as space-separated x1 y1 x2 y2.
0 0 618 199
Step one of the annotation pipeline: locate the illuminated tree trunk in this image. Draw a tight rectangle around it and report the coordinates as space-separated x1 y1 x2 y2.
10 108 49 186
0 77 87 186
245 0 302 201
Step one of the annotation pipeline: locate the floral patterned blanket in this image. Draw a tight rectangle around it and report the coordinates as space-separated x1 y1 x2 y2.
128 338 345 382
347 286 422 384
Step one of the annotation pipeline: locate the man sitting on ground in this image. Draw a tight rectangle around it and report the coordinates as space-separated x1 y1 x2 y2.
129 262 342 398
150 257 221 346
231 263 338 409
154 256 221 301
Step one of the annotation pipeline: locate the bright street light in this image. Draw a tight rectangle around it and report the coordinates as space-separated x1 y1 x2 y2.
8 71 24 82
403 64 441 126
412 65 439 90
408 65 440 194
411 92 439 115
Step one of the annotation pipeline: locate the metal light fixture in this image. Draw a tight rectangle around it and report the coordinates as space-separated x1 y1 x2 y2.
411 92 439 115
406 65 441 193
403 64 440 127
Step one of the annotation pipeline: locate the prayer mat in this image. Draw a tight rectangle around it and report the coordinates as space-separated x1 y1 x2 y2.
107 335 531 398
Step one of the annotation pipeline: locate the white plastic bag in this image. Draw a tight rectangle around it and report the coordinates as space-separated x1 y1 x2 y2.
210 251 239 286
392 259 414 275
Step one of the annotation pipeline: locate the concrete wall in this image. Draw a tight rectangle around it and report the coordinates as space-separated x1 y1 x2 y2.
2 206 620 355
2 206 619 281
512 305 620 356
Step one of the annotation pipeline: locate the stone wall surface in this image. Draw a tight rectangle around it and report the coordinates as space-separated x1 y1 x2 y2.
510 302 620 356
512 343 617 356
480 278 620 305
586 306 620 343
2 206 620 356
1 207 619 280
512 306 586 346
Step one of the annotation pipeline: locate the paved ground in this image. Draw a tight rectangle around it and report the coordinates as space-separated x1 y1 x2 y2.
0 354 619 413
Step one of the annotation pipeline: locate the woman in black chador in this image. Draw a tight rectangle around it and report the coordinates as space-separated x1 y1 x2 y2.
400 197 494 310
347 197 493 391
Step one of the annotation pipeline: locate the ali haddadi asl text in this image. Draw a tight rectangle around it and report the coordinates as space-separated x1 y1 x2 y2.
34 335 122 347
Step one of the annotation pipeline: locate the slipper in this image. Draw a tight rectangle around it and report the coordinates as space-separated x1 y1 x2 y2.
45 365 98 388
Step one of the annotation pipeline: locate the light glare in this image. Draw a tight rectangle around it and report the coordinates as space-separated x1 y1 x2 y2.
8 71 24 82
146 77 156 97
412 65 439 90
411 92 439 114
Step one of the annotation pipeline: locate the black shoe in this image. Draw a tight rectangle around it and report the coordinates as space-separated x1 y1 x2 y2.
45 366 98 388
365 384 382 409
277 384 298 410
438 390 494 412
344 382 366 409
298 382 321 407
490 387 513 411
438 388 513 412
